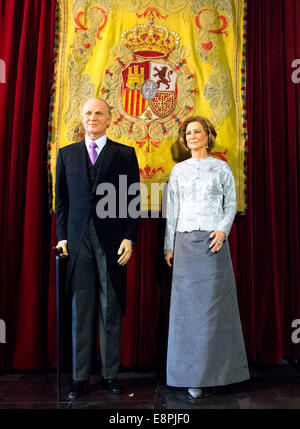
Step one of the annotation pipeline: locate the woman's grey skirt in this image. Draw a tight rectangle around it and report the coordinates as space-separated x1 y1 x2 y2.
167 230 249 388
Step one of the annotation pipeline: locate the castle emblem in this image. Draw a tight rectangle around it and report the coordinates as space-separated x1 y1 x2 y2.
122 61 177 119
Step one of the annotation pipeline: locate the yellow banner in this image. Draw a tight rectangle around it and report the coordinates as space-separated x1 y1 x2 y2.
49 0 247 213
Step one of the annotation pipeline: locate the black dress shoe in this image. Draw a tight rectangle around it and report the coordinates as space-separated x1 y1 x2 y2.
103 378 122 394
67 380 89 400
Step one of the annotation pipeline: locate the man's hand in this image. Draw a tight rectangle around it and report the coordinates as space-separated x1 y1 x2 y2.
117 239 132 265
56 240 68 258
165 252 174 267
209 230 226 253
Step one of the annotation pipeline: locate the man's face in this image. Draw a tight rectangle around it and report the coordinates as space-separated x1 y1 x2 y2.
82 99 111 139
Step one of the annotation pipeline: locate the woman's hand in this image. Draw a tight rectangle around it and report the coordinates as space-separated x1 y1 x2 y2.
165 252 174 267
209 230 226 253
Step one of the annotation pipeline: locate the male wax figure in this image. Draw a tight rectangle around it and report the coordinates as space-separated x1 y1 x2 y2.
55 98 140 400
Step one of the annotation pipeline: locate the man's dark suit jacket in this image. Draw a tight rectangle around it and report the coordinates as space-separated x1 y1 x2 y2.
55 138 140 313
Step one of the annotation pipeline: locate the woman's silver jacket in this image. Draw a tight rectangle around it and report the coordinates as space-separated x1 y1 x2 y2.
164 156 237 253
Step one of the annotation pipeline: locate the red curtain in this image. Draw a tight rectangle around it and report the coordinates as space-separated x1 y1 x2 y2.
236 0 300 363
0 0 300 370
0 0 56 368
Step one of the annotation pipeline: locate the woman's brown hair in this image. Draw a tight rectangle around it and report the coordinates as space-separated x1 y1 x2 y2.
179 115 217 153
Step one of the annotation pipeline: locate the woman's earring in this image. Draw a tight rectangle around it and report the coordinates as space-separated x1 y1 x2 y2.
206 140 209 149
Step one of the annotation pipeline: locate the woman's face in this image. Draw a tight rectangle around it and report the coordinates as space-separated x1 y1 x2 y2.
185 121 208 153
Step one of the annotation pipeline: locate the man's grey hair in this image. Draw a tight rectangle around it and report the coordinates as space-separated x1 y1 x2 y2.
81 98 112 119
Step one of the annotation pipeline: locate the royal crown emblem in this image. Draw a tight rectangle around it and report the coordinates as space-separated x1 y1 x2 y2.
119 15 179 120
121 21 180 58
101 11 197 154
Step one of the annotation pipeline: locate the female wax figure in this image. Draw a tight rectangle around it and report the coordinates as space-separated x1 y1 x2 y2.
164 116 249 399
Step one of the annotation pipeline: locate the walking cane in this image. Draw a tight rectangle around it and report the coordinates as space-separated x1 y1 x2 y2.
52 246 63 401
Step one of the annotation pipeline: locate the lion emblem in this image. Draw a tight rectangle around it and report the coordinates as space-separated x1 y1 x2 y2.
153 66 174 90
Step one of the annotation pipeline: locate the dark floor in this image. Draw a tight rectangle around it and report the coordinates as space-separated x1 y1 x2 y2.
0 359 300 410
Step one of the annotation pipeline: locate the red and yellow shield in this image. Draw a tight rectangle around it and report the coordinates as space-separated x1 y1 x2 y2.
121 61 177 119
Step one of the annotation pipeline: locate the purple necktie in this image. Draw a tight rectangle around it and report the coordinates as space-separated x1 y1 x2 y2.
89 141 98 165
